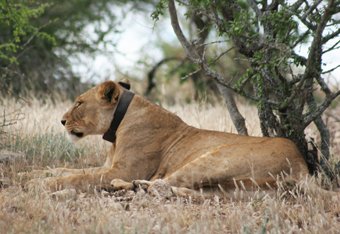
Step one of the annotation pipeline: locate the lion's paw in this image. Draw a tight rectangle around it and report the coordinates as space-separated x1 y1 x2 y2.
133 180 152 190
110 179 134 191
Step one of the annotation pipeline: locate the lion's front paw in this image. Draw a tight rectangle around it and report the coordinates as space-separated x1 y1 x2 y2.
133 180 153 190
110 179 134 191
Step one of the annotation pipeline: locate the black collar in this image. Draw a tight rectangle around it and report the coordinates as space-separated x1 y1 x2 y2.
102 89 135 143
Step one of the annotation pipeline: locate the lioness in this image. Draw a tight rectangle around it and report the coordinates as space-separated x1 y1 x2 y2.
24 78 324 197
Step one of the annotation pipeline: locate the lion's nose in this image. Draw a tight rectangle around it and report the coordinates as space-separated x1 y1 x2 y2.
61 120 66 126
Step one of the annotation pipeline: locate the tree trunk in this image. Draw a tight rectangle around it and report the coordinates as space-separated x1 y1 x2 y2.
305 78 331 175
216 82 248 135
191 12 248 135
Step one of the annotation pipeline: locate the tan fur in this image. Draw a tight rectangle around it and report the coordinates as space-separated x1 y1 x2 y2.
24 79 321 197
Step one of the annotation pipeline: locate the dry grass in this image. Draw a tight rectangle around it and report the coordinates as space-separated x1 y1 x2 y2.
1 95 340 233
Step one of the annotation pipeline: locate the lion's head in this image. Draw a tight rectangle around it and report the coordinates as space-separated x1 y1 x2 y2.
61 78 130 141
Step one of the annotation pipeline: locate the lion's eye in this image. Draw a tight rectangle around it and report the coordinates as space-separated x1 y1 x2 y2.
76 102 83 108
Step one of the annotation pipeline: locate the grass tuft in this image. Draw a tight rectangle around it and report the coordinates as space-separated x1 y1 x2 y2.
8 128 87 165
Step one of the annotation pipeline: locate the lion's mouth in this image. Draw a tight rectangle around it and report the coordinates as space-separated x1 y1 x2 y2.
70 130 84 138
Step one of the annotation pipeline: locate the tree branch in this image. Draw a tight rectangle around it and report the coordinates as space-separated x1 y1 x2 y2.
168 0 280 107
181 68 201 80
323 39 340 54
201 63 279 106
322 65 340 74
216 83 248 136
290 30 310 49
175 0 190 6
295 15 317 31
145 57 180 95
279 0 335 110
168 0 199 61
208 2 226 33
300 0 322 21
291 0 305 11
208 47 235 66
303 91 340 128
247 0 262 17
197 40 231 48
322 28 340 44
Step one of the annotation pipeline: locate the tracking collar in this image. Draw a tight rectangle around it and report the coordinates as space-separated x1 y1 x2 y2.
102 89 135 143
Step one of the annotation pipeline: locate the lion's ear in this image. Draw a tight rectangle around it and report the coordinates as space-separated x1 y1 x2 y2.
118 77 130 90
98 81 120 104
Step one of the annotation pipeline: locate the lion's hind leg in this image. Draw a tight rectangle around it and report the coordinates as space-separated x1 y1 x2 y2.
163 144 279 198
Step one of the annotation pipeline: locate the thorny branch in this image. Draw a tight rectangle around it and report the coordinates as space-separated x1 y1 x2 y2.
303 91 340 128
290 30 310 49
300 0 322 21
322 65 340 74
168 0 279 106
208 47 235 66
170 0 252 135
247 0 262 17
279 0 336 111
1 19 57 78
323 39 340 54
171 0 340 114
145 57 181 95
169 0 198 61
322 28 340 44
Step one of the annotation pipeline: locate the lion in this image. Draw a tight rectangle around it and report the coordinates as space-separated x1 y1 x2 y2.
22 78 336 198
